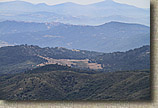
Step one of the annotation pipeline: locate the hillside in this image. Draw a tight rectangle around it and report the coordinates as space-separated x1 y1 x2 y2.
0 45 102 74
0 64 150 100
0 45 150 74
92 45 150 72
0 21 150 52
0 21 55 34
0 45 47 74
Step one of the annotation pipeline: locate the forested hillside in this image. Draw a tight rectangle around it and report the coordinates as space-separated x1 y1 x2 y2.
0 64 150 100
91 45 150 71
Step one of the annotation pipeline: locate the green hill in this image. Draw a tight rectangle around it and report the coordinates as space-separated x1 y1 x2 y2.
0 64 150 100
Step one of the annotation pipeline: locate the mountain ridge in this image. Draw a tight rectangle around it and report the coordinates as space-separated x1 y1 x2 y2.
0 20 150 52
0 0 149 9
0 0 150 26
0 45 150 74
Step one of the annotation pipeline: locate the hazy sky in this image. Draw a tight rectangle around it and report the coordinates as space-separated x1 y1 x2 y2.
0 0 150 8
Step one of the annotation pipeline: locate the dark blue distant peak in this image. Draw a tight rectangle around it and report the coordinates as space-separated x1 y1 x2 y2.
104 0 114 2
36 3 47 6
98 21 149 28
99 21 124 25
54 2 82 6
4 1 33 5
99 0 115 3
90 0 116 6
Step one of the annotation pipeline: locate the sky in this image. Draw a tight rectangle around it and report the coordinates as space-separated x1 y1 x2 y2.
0 0 150 8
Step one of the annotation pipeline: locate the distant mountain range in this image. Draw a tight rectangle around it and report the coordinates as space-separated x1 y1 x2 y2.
0 21 150 52
0 0 150 26
0 45 150 74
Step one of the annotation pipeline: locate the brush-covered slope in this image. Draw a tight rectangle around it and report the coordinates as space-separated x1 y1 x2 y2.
92 45 150 72
0 64 150 100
